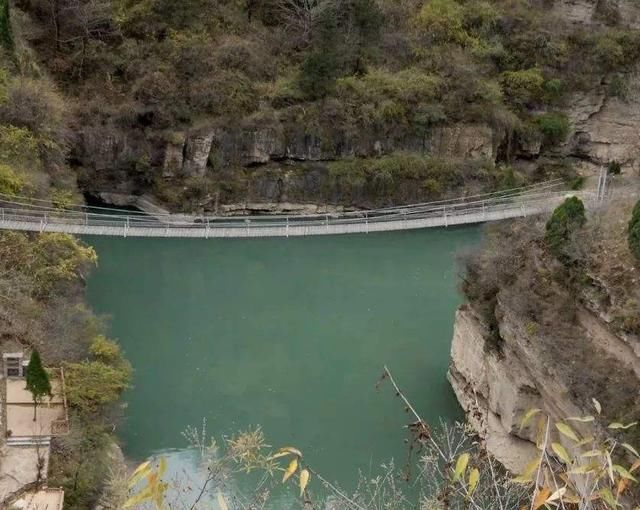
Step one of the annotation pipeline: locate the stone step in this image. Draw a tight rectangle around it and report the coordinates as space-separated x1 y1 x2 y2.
6 436 51 447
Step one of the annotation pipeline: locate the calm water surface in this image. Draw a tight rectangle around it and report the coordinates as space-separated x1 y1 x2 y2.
85 228 480 499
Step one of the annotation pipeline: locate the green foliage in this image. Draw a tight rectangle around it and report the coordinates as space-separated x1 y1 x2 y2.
0 0 13 54
0 232 97 297
608 160 622 175
65 334 131 414
26 349 52 419
415 0 470 46
629 200 640 261
535 112 570 146
608 74 629 100
499 68 544 108
0 125 40 169
0 163 23 194
545 196 586 258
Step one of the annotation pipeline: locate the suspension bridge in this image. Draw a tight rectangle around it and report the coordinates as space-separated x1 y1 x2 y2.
0 179 607 238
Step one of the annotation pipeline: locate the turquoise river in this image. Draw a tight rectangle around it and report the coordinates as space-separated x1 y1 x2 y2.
85 227 481 504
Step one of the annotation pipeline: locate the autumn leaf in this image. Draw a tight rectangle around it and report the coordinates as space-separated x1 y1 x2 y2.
128 461 152 488
551 442 571 464
532 487 552 510
299 469 310 496
468 468 479 495
556 422 580 442
283 458 298 483
608 422 638 430
454 453 469 480
520 408 541 431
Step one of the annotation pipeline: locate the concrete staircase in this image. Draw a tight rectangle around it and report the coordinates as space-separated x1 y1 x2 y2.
6 435 51 447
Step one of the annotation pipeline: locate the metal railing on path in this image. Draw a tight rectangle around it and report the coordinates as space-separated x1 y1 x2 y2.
0 180 599 238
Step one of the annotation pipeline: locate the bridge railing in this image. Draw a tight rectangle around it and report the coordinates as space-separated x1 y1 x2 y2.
0 186 596 234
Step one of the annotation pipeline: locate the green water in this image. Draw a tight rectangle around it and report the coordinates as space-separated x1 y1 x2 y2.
85 227 480 496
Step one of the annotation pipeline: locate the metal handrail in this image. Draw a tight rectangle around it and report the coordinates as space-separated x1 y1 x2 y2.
0 188 595 235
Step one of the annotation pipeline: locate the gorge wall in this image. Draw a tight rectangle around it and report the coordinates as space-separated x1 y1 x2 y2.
447 202 640 473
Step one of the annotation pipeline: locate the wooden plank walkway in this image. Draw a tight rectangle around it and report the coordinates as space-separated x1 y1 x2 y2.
0 186 598 238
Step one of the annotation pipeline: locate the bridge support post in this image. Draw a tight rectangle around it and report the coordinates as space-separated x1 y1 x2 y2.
326 214 329 233
482 202 486 220
365 212 368 234
286 217 289 238
206 219 210 239
85 213 88 226
521 202 526 217
443 206 448 227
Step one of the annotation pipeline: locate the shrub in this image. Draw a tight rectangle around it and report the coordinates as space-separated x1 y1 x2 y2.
545 196 586 258
629 199 640 260
499 68 544 108
535 112 570 145
608 160 621 175
415 0 470 46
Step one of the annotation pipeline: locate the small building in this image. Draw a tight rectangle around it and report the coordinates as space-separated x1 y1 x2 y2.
2 352 70 444
3 353 29 378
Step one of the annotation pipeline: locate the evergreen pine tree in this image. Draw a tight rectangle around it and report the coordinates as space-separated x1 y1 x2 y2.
26 349 52 421
0 0 13 54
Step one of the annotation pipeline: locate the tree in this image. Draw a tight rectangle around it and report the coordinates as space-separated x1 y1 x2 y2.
0 0 13 54
545 196 586 259
26 349 52 421
629 199 640 261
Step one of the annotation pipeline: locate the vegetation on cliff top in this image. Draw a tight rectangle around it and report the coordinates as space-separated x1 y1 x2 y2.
462 197 640 441
6 0 639 209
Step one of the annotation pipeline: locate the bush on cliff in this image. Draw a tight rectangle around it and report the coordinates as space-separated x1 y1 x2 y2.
629 199 640 260
545 196 586 259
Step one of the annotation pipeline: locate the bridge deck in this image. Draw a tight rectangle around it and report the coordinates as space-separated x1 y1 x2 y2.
0 185 598 238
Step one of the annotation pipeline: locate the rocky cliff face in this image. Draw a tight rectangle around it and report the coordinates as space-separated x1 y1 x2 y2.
448 206 640 473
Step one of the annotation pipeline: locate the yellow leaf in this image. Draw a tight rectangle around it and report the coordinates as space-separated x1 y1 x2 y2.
513 457 541 483
268 451 293 461
128 461 152 488
217 491 230 510
622 443 640 458
551 443 571 464
468 468 479 495
533 487 552 510
581 449 604 458
575 436 595 447
568 463 599 475
567 415 595 423
630 459 640 473
283 458 298 483
556 422 580 442
299 469 310 497
608 422 638 430
613 464 637 482
278 446 303 458
520 408 541 431
547 487 566 502
606 451 615 483
157 457 167 478
454 453 469 480
123 486 154 509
